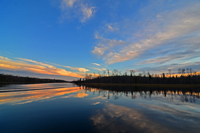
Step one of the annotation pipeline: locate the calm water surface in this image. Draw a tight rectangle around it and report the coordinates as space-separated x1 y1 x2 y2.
0 83 200 133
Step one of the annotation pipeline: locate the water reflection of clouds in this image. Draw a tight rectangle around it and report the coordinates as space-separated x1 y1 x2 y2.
91 102 100 105
91 103 172 133
86 87 200 132
91 95 107 100
0 85 83 105
140 103 199 116
91 103 200 133
0 83 74 92
62 92 88 98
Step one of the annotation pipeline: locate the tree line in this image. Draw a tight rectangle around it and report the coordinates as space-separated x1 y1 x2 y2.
74 68 200 84
0 73 67 84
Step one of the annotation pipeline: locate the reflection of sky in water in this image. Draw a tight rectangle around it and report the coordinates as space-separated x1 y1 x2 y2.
0 83 200 133
0 83 82 105
91 103 200 133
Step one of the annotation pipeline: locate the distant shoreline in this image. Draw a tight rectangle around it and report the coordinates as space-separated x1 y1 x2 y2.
0 73 68 85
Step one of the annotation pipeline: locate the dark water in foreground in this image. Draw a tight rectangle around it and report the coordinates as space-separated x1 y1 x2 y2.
0 83 200 133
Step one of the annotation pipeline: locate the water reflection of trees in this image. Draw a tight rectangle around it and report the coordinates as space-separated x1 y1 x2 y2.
78 85 200 103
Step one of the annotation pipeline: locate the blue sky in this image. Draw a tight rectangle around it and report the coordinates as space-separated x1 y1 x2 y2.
0 0 200 80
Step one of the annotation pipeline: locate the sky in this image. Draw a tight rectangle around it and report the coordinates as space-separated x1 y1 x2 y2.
0 0 200 81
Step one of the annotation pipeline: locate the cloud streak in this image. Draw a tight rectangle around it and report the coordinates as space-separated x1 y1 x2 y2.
92 67 106 71
92 63 100 66
0 56 84 78
64 66 89 73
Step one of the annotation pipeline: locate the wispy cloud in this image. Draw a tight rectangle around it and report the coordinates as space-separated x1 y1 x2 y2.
0 56 11 61
92 33 125 57
64 66 89 73
92 67 107 71
0 56 84 78
46 62 90 73
80 3 96 22
17 58 55 68
107 24 118 32
92 2 200 68
91 44 108 56
92 63 100 66
60 0 96 22
61 0 76 7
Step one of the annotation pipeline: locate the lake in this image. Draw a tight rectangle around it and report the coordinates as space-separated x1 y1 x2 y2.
0 83 200 133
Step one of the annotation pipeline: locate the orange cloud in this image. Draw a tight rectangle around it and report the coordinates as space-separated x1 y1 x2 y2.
0 56 84 78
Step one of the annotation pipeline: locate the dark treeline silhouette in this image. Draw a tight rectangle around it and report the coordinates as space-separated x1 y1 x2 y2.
77 84 200 103
74 70 200 84
0 73 67 84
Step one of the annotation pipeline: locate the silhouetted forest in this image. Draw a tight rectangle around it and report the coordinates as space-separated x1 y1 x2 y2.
0 73 67 84
74 69 200 84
